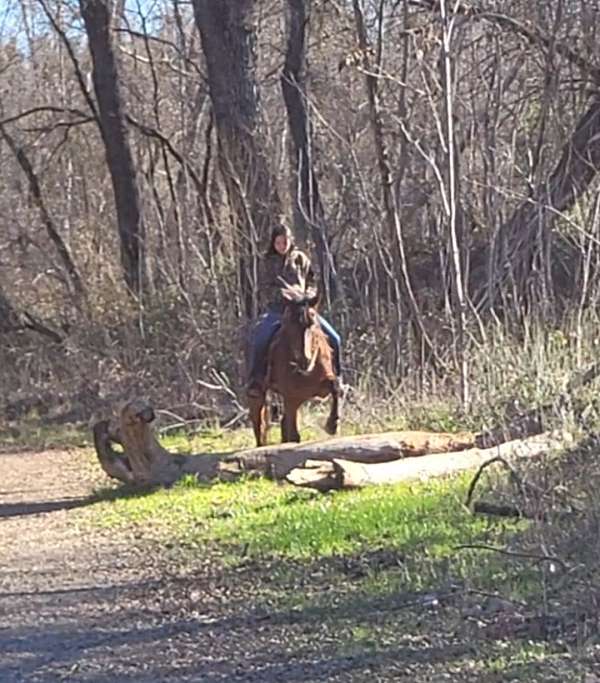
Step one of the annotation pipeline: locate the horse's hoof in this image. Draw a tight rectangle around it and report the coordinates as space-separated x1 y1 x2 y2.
324 419 338 436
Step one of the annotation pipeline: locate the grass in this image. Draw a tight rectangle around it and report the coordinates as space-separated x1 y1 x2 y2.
11 405 598 679
6 308 600 679
92 461 529 594
90 455 586 679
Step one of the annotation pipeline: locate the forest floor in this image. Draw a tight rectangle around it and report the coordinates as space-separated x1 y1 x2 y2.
2 444 600 682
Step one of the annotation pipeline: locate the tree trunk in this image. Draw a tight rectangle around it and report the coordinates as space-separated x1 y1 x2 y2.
439 0 469 408
192 0 281 318
285 432 568 492
79 0 146 297
226 429 476 480
93 401 222 486
281 0 338 303
477 95 600 310
93 401 573 491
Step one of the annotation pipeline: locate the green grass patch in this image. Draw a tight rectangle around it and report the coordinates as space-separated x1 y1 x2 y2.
91 470 530 595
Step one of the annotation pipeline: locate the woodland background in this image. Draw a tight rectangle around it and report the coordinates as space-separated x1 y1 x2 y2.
2 0 600 431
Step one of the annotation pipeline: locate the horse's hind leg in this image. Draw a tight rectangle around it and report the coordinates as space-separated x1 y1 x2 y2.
324 380 340 436
248 393 269 447
281 398 301 443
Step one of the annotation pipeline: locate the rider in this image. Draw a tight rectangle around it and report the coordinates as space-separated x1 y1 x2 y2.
246 223 343 398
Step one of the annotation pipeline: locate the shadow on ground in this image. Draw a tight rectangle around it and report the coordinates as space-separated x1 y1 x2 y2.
2 548 593 683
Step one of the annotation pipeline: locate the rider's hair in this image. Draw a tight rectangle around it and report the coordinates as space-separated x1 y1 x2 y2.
266 223 294 256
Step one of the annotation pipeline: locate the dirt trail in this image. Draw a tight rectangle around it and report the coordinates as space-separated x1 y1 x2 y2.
0 449 268 683
1 448 440 683
0 449 165 681
1 447 591 682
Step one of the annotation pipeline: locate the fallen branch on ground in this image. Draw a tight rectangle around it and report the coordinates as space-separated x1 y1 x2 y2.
92 399 477 486
285 431 570 492
453 543 568 573
92 401 570 490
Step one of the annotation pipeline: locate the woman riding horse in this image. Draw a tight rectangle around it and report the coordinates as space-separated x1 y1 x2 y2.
246 224 343 398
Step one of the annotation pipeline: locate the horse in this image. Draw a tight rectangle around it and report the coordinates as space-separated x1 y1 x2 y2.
248 281 341 446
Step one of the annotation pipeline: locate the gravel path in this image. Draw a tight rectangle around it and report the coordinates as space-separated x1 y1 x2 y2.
2 447 595 682
0 449 432 682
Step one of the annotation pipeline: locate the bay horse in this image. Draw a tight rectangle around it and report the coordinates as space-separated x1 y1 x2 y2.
248 281 341 446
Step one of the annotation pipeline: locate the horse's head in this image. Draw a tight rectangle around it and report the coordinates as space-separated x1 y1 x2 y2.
278 279 320 329
278 279 322 374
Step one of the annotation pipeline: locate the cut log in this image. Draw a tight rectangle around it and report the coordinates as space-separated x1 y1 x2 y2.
471 501 577 523
93 419 135 484
472 501 526 519
285 432 570 492
223 430 476 480
92 400 568 490
91 399 477 486
285 459 341 492
93 399 221 486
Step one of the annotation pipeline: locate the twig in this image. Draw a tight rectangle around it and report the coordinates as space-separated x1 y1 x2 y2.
197 369 246 415
465 449 583 517
222 411 248 429
156 407 191 424
158 419 205 435
465 455 525 508
454 543 568 573
466 587 528 609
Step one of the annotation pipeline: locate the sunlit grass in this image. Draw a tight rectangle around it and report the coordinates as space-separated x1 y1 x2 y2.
92 467 529 594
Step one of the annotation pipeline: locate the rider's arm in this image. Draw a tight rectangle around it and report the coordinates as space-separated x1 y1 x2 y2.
296 250 316 292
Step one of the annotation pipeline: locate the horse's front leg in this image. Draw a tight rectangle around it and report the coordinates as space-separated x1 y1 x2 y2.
324 379 340 436
281 398 301 443
248 392 269 447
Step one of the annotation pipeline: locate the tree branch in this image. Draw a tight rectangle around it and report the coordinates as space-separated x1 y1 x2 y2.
0 106 92 127
35 0 100 123
454 543 568 573
409 0 600 83
0 118 86 300
125 114 206 196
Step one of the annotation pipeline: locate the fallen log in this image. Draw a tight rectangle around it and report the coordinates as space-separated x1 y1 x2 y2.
285 432 570 492
223 429 476 480
93 400 222 486
92 399 476 486
472 501 527 519
471 500 578 523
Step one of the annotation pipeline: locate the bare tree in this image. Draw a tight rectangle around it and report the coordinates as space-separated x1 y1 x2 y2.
478 96 600 312
351 0 441 370
0 116 85 301
192 0 281 318
4 0 600 419
281 0 338 303
439 0 469 407
79 0 146 297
